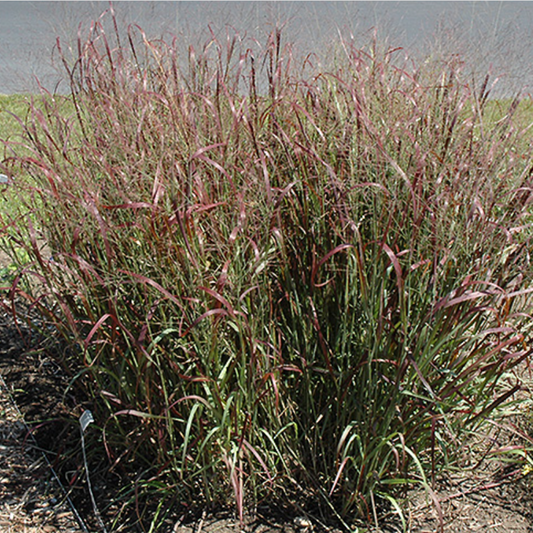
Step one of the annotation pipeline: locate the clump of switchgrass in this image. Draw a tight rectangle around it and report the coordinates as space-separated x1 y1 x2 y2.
4 14 533 529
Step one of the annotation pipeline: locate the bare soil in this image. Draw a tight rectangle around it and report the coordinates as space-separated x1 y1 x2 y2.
1 294 533 532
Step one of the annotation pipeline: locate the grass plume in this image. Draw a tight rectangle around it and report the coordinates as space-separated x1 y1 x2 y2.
3 14 533 529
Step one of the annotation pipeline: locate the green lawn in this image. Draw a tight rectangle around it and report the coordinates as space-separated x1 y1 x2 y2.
0 95 39 279
0 94 32 143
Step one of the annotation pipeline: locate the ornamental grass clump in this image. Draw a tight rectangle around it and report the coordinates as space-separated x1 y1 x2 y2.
4 17 533 529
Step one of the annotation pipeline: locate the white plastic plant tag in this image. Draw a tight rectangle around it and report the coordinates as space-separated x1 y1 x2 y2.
80 410 94 434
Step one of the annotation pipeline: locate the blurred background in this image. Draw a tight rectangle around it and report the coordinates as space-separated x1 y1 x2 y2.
0 1 532 96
